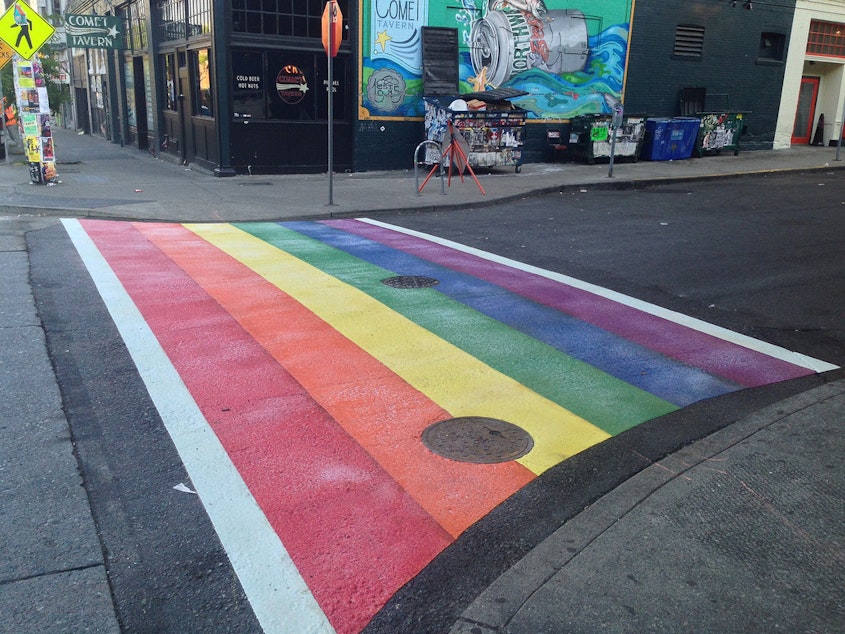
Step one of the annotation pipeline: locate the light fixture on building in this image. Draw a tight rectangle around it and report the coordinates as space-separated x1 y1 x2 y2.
744 1 752 10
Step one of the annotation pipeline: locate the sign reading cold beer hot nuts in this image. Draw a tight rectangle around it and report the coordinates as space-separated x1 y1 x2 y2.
64 13 125 50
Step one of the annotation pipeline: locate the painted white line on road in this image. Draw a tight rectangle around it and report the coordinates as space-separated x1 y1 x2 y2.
62 219 334 634
360 218 839 374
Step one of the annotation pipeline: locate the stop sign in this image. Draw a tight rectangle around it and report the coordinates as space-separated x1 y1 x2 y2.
322 1 342 57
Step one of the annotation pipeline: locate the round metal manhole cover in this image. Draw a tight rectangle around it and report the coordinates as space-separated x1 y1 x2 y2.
381 275 439 289
421 417 534 464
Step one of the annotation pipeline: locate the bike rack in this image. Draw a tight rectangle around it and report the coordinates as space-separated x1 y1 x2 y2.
414 140 446 196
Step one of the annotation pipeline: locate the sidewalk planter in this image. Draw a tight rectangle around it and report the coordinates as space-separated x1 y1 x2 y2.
570 114 647 164
695 112 746 157
640 117 700 161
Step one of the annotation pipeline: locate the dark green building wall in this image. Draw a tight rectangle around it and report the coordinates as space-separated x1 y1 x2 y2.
354 120 423 172
624 0 797 150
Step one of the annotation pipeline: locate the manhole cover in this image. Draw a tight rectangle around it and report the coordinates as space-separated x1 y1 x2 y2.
382 275 439 289
422 417 533 464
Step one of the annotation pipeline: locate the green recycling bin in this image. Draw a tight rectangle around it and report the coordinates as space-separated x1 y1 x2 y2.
571 113 646 164
695 112 746 157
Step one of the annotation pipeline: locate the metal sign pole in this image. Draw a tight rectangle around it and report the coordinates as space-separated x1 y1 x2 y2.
608 103 623 178
836 88 845 161
0 74 8 165
327 3 334 206
608 127 617 178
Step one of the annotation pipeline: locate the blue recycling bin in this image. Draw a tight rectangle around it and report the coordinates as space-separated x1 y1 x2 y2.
641 117 700 161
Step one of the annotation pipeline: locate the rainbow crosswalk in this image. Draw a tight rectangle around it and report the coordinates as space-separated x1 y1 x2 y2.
63 218 836 634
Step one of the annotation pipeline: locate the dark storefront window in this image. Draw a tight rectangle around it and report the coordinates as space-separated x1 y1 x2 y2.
267 51 316 120
232 51 265 119
232 0 348 39
163 53 177 110
191 48 213 116
231 48 346 121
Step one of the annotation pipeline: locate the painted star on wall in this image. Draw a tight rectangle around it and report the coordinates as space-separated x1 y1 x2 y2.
375 30 391 53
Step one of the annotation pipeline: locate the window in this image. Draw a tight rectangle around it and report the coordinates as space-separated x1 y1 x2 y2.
232 50 265 119
231 48 347 122
807 20 845 58
673 25 705 58
191 48 213 116
163 54 177 110
187 0 211 36
680 87 706 116
157 0 209 40
233 0 349 39
158 0 186 42
759 32 785 61
128 0 148 50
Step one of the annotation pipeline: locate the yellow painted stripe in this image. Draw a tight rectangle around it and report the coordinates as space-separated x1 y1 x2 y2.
187 223 610 473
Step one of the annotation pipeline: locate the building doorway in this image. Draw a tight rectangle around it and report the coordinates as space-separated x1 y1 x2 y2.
178 61 194 165
792 76 820 145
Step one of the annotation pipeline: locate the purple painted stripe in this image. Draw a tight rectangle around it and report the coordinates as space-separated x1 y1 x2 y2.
326 219 812 388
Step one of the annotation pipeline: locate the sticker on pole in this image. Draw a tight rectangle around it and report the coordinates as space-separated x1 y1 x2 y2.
322 0 342 58
0 2 55 60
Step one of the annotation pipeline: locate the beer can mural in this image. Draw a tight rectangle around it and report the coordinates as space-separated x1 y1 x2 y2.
469 8 589 86
360 0 633 121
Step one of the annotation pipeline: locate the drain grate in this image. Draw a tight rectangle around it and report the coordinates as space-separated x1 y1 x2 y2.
422 417 534 464
382 275 439 289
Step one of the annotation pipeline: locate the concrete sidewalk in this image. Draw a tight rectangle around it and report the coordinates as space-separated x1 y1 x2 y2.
1 126 844 221
2 128 843 633
450 376 845 634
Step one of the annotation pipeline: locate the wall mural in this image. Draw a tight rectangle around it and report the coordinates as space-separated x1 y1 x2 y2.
361 0 633 120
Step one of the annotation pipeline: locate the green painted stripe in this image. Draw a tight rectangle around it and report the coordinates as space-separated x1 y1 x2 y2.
236 222 677 434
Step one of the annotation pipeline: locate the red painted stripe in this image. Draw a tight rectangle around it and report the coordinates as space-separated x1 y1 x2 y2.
133 221 534 537
80 220 452 634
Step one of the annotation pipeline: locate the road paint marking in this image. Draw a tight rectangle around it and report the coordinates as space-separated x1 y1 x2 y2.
62 218 336 634
64 216 838 634
189 222 611 474
241 221 674 434
359 218 838 374
81 219 453 633
134 221 534 538
295 219 741 407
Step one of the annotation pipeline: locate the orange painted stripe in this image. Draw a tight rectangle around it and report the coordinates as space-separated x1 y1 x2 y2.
135 222 535 537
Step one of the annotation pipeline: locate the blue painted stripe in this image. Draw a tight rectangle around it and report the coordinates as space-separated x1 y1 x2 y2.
283 220 740 407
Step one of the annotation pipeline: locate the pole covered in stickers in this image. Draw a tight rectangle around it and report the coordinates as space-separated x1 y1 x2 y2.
12 54 56 184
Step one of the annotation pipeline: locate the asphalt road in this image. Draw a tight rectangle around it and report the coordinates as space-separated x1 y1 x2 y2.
20 170 845 632
362 170 845 633
378 170 845 367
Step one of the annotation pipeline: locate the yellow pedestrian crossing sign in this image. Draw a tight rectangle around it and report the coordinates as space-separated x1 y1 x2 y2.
0 40 14 69
0 2 55 60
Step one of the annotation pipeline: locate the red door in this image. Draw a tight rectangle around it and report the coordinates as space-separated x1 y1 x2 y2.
792 77 820 145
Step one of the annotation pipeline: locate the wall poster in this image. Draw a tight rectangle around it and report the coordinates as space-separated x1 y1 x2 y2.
360 0 633 121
